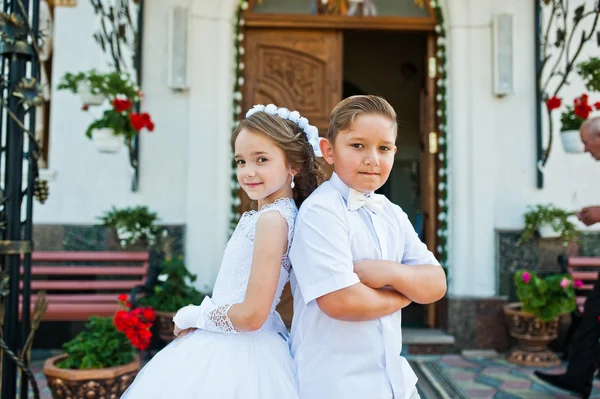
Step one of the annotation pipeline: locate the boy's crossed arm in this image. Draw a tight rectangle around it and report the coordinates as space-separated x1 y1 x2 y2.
316 283 411 322
354 260 446 305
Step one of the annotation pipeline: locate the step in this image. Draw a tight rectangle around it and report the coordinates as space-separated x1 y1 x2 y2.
402 329 456 355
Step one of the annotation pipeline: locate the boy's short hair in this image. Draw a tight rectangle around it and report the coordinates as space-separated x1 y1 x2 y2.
327 95 397 142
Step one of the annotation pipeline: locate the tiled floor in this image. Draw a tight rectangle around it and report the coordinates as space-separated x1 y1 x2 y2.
19 353 600 399
413 354 600 399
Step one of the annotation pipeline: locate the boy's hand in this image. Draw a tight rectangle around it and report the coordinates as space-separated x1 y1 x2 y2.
174 326 197 338
354 260 394 289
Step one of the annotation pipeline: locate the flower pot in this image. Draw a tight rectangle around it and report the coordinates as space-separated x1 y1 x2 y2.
77 81 105 106
91 128 125 153
504 303 560 367
538 224 560 238
560 130 584 153
155 310 176 343
43 354 140 399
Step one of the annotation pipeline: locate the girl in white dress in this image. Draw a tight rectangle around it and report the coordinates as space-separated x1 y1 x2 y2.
121 104 325 399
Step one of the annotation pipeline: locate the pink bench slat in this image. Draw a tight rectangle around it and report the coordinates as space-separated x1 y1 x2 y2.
26 280 145 291
30 251 149 262
20 294 124 304
569 271 599 281
20 303 119 321
22 265 149 276
568 257 600 267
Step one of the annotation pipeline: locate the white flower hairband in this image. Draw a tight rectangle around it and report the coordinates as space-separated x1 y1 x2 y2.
245 104 323 157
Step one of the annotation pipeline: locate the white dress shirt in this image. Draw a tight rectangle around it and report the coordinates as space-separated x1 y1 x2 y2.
289 173 439 399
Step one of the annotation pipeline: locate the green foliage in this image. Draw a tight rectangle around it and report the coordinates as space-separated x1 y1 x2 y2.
85 108 137 140
99 206 162 248
137 256 205 312
559 105 586 131
577 57 600 93
57 70 140 101
514 271 576 322
57 316 135 370
518 204 580 245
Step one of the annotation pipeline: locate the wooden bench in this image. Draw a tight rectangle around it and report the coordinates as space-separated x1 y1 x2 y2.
559 255 600 313
19 251 151 321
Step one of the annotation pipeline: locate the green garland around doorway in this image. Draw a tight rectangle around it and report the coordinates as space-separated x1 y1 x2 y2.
228 0 450 269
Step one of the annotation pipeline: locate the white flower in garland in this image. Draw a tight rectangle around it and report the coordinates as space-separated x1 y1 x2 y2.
235 105 242 114
438 152 445 161
439 169 446 176
238 77 245 86
241 1 249 10
288 111 301 123
438 212 446 221
438 182 446 191
265 104 278 114
277 107 291 119
436 109 443 117
238 33 244 42
437 50 443 58
239 62 245 71
435 25 441 33
239 18 245 26
239 47 245 55
438 136 446 145
234 91 242 101
438 199 445 207
298 117 309 130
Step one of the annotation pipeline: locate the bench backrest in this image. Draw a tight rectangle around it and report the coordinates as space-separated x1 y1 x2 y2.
23 251 150 293
566 256 600 313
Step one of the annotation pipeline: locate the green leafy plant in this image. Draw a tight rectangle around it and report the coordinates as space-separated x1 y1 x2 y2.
137 256 205 313
514 270 576 322
518 204 580 245
577 57 600 93
57 316 135 370
57 70 141 101
57 297 155 370
99 206 162 248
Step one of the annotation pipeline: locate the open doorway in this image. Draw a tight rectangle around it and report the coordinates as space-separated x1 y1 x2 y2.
343 30 429 327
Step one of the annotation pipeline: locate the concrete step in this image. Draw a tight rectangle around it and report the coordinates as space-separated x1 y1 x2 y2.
402 328 456 355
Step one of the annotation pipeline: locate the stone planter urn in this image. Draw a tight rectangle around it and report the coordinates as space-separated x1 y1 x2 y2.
43 354 140 399
155 310 176 343
504 303 560 367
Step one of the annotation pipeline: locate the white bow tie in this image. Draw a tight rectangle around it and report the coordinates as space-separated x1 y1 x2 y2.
347 188 385 214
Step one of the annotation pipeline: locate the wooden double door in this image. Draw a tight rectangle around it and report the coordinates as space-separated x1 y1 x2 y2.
242 28 439 327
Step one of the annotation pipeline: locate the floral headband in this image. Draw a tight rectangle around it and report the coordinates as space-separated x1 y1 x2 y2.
245 104 323 157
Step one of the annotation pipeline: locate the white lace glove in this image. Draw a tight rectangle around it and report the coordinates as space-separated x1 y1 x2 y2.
172 297 237 334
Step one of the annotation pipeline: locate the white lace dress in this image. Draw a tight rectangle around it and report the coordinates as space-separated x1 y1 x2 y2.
121 198 299 399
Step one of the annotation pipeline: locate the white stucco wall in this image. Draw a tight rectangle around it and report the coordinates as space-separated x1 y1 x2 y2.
446 0 600 297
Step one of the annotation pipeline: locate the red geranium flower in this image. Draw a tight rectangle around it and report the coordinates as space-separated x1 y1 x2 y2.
113 98 132 113
546 96 561 111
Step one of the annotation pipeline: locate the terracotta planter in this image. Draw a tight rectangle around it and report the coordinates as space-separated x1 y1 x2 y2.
155 310 176 343
43 354 140 399
504 303 560 367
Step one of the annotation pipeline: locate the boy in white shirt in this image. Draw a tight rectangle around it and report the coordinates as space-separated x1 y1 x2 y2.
289 95 447 399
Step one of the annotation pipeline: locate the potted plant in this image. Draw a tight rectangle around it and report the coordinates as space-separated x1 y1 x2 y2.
43 296 155 398
136 256 206 342
518 204 580 245
58 70 153 153
57 70 141 106
99 205 163 250
504 271 576 366
550 94 600 153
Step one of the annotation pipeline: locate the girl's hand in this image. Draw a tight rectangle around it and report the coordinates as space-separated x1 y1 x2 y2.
354 260 393 289
174 326 197 338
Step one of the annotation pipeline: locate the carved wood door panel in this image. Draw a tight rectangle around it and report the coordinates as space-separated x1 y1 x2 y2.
243 29 343 133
